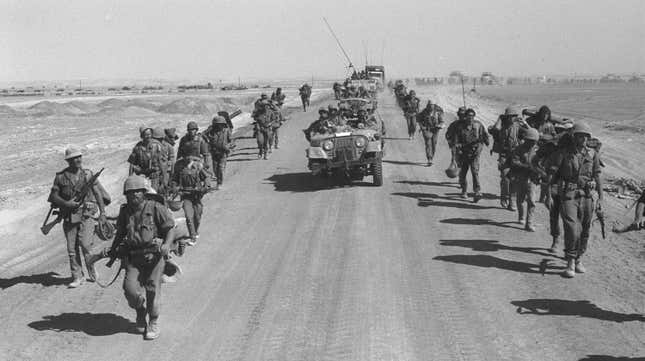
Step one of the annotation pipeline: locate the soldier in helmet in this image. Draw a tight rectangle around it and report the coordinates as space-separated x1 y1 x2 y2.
254 93 268 112
506 127 541 231
299 83 312 111
150 127 169 195
446 106 467 161
304 108 333 141
254 99 274 160
268 99 285 150
452 108 490 202
416 100 444 166
204 115 233 189
177 121 211 172
270 87 286 108
489 106 523 210
108 175 176 340
547 121 603 278
48 147 108 288
402 90 420 139
162 128 178 184
128 127 167 194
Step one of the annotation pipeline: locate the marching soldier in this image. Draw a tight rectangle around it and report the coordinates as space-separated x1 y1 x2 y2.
507 128 540 231
489 106 523 210
548 121 603 278
446 106 467 161
171 157 211 245
108 175 175 340
416 100 444 166
162 128 178 181
403 90 420 139
299 83 312 111
128 127 166 194
204 115 233 189
151 127 169 195
177 121 211 171
254 93 268 112
254 100 274 159
453 109 490 202
269 100 285 149
48 147 108 288
270 87 286 107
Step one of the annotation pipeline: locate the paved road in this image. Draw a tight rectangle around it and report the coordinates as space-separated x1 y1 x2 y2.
0 89 643 361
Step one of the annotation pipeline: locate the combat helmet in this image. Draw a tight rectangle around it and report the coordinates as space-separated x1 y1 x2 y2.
123 175 148 195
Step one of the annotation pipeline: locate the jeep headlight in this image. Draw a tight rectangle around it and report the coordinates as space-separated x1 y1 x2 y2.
322 140 334 151
354 137 367 148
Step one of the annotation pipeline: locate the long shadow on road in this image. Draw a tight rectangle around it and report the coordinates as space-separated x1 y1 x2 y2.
511 299 645 323
392 192 498 210
440 217 524 230
383 159 426 166
394 180 461 188
434 254 564 275
0 272 69 290
28 313 138 336
439 239 561 259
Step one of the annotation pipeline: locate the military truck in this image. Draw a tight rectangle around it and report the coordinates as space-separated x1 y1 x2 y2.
305 117 384 186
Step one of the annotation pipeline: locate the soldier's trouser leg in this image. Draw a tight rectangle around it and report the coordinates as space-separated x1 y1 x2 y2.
525 182 537 226
273 128 279 148
182 198 197 238
470 154 481 193
429 131 438 161
515 179 525 221
64 219 95 280
145 255 165 319
216 155 227 185
256 130 266 155
123 260 146 310
499 156 509 202
405 115 416 136
265 129 274 152
421 130 433 161
458 158 470 192
193 197 203 234
560 192 592 260
550 194 562 238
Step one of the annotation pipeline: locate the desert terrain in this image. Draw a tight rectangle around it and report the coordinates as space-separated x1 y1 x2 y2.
0 84 642 361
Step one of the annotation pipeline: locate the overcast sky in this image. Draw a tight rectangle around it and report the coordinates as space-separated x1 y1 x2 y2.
2 0 644 83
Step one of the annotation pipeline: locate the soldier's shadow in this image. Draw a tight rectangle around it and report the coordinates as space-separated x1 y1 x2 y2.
394 180 461 188
440 217 523 230
511 299 645 323
433 254 564 275
579 356 645 361
439 239 561 259
392 192 498 210
0 272 69 290
28 313 138 336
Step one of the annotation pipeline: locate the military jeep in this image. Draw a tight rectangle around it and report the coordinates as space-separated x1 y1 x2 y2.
306 127 384 186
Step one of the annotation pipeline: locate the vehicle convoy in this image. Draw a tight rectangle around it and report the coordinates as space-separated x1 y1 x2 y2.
305 100 385 186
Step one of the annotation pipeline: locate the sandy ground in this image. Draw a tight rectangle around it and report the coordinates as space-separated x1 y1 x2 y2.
0 88 643 361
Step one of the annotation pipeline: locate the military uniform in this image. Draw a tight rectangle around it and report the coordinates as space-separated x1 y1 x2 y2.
416 103 444 165
508 140 539 230
453 111 490 199
50 167 101 283
271 89 286 107
113 197 174 338
402 94 420 138
128 139 167 194
490 109 523 209
299 84 312 111
162 129 178 185
269 104 285 149
204 119 232 187
172 159 211 241
552 145 601 256
177 133 211 168
254 108 274 159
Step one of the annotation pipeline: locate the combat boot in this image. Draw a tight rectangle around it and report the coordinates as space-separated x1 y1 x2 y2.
473 192 482 203
562 259 575 278
135 308 147 334
575 259 586 274
525 223 536 232
460 191 468 199
67 277 85 288
548 236 560 253
500 198 508 209
144 317 160 340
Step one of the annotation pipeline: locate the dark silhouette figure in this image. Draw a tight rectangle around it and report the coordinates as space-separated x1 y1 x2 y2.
382 159 426 166
439 239 561 259
511 299 645 323
0 272 68 290
434 254 564 275
29 313 139 336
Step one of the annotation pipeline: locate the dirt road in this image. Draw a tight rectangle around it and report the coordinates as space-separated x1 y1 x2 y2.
0 89 643 361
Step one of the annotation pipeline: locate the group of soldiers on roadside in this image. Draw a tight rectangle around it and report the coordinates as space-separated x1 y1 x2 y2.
252 89 288 159
333 81 371 100
48 110 238 340
391 78 605 279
